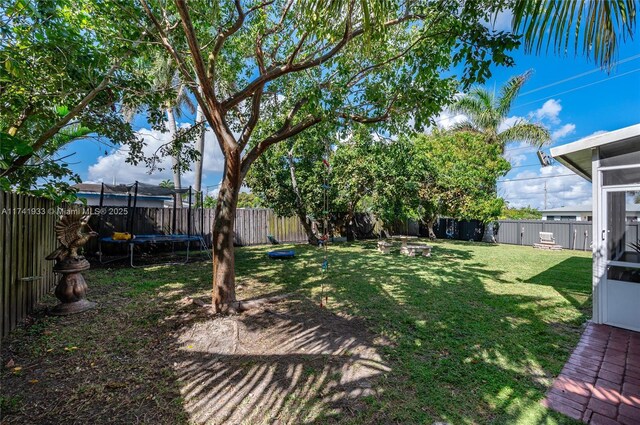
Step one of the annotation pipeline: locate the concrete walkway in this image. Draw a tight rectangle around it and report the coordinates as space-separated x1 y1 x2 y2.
542 323 640 424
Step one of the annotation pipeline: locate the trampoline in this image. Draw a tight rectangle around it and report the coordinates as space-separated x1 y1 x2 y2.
96 182 211 267
268 249 295 259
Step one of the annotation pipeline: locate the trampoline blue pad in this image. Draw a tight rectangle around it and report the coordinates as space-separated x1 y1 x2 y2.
268 249 295 259
101 234 201 244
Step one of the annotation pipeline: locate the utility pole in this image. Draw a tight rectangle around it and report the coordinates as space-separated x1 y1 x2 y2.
544 181 548 210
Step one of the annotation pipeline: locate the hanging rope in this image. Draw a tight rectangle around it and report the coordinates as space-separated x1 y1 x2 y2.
320 139 331 308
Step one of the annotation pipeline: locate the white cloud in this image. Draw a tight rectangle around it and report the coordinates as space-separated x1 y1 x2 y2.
552 123 576 140
504 153 527 167
585 130 607 138
87 127 224 186
532 99 562 124
481 9 514 32
434 109 467 130
498 115 524 133
499 164 591 209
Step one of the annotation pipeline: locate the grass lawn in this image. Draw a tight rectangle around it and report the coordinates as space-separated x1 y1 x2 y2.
1 240 592 424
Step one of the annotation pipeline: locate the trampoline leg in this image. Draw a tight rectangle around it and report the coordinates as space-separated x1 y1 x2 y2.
129 243 136 268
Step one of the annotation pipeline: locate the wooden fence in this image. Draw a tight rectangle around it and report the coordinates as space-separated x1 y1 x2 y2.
1 192 60 339
85 207 309 254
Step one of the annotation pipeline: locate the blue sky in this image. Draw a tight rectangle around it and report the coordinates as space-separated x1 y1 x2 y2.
60 24 640 210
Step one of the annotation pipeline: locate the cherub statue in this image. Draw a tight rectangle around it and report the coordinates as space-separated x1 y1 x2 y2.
46 210 98 262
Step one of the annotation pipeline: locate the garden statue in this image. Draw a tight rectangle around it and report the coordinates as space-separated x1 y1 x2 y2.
46 209 98 315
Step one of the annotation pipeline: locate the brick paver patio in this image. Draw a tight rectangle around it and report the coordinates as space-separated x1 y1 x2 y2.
542 322 640 424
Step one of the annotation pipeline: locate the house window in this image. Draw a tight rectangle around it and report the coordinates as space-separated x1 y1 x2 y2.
560 216 577 221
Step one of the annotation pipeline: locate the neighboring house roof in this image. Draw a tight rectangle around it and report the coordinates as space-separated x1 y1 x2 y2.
550 124 640 181
73 183 173 200
542 204 640 214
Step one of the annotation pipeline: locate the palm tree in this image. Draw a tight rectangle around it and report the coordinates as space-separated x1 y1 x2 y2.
450 71 551 242
192 96 206 199
450 70 551 153
512 0 637 70
150 55 196 201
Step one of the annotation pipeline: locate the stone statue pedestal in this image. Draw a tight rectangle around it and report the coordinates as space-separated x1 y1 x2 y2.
50 257 96 316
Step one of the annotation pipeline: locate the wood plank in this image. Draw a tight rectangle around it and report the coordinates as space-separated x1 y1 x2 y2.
1 192 9 337
12 193 21 330
33 197 41 307
46 199 55 293
25 195 32 317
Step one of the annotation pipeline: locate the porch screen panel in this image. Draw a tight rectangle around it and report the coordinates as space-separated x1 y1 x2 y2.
607 191 626 261
603 167 640 186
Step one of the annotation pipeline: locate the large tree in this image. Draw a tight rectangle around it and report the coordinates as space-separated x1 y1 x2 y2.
133 0 520 313
247 125 382 244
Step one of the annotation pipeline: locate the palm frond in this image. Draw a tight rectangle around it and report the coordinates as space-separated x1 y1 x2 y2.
450 96 485 117
512 0 637 70
174 85 197 117
496 70 533 117
449 121 480 133
470 87 495 110
498 121 551 149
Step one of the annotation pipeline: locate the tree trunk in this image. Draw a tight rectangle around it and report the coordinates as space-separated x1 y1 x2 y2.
482 222 496 243
296 210 319 245
345 209 355 241
193 103 205 198
166 107 182 207
426 219 437 240
482 182 498 243
211 149 241 313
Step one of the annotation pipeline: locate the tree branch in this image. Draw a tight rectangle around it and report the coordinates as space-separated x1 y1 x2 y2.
335 95 398 123
238 84 265 148
2 62 121 177
222 13 422 112
240 99 321 178
7 104 34 136
142 0 234 153
212 0 245 59
174 0 217 104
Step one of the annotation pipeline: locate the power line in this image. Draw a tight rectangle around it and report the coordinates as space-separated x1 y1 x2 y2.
509 163 544 169
498 173 578 182
519 53 640 97
512 67 640 110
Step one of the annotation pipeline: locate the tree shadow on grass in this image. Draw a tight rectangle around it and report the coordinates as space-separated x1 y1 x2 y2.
173 299 391 424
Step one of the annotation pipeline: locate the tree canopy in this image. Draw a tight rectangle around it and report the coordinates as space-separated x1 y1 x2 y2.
0 0 161 200
412 131 511 226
